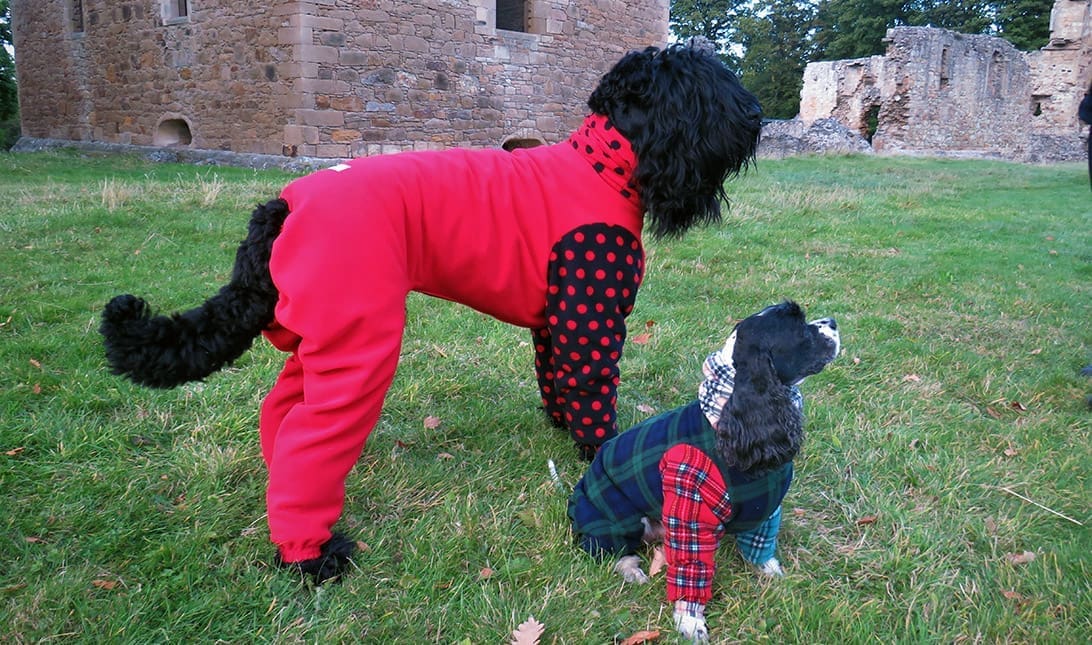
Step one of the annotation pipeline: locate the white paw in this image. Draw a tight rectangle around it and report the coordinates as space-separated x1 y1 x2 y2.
613 555 649 584
673 611 709 643
755 557 784 577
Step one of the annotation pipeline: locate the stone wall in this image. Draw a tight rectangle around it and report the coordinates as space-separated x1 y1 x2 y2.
12 1 669 158
798 0 1090 162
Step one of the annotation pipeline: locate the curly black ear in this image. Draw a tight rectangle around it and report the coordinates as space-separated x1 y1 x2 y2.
716 347 803 475
588 44 762 238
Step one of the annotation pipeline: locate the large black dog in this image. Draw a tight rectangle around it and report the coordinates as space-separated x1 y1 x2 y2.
100 42 763 582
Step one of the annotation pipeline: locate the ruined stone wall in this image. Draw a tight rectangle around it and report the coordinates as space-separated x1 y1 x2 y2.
797 0 1090 162
288 0 668 157
13 1 670 158
13 0 296 155
872 28 1034 159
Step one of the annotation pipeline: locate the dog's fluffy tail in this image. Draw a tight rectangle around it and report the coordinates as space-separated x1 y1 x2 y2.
100 198 289 388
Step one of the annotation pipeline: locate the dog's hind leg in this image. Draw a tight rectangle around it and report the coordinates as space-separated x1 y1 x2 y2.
100 198 288 388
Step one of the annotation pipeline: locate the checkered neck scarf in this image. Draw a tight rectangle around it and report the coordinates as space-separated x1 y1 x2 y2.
697 332 803 427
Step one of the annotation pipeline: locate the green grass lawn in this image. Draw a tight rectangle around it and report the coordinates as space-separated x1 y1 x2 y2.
1 149 1088 643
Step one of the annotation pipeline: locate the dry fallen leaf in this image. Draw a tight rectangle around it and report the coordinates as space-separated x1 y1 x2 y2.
630 332 652 345
856 515 879 526
1003 447 1019 457
423 416 442 430
1001 590 1024 601
1010 401 1027 412
636 403 657 415
479 567 493 580
5 447 25 457
510 615 545 645
355 541 370 552
648 546 667 577
437 452 455 460
91 579 118 591
902 374 921 382
985 406 1002 419
32 383 42 395
620 630 661 645
29 359 42 369
1006 551 1036 565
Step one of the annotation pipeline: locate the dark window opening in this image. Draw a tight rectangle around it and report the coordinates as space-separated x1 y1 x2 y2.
166 0 189 20
501 136 545 151
154 119 193 147
71 0 84 32
864 105 881 143
939 47 950 88
497 0 526 32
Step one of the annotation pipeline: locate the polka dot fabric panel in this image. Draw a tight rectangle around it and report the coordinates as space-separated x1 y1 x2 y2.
533 223 645 452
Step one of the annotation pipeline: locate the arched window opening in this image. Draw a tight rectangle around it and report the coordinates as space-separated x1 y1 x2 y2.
154 118 193 146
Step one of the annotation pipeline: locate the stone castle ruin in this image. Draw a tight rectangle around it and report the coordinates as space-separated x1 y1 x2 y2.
11 1 668 162
765 0 1091 162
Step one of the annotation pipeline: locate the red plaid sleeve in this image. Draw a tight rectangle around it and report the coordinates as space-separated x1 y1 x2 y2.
659 443 732 604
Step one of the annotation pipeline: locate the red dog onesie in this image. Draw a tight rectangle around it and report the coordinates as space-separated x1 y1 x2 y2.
259 115 645 562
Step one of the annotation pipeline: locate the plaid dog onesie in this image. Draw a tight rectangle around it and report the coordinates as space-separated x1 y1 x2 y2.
568 335 801 606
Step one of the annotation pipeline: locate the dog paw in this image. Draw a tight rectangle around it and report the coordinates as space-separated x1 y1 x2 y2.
673 609 709 643
276 533 357 584
613 555 650 584
754 557 784 577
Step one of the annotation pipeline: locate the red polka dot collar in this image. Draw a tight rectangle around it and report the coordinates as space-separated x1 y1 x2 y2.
568 114 641 209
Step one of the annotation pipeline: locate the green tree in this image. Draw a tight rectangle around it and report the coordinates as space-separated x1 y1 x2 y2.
737 0 818 119
1 0 18 128
669 0 752 66
994 0 1053 50
813 0 909 59
908 0 994 34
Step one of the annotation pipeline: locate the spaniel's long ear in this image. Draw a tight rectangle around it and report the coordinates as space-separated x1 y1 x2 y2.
716 348 803 475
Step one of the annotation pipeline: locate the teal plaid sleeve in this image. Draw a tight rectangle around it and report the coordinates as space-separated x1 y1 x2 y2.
733 504 782 565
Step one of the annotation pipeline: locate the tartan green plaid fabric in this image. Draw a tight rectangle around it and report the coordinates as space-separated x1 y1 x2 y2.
569 400 792 557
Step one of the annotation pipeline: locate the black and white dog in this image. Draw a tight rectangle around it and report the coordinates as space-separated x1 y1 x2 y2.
568 301 839 641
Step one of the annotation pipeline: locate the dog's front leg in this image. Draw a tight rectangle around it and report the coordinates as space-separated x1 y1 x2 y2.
673 601 709 643
613 554 650 584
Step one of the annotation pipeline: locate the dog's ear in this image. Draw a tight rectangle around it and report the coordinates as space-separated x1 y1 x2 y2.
589 44 763 238
716 345 803 475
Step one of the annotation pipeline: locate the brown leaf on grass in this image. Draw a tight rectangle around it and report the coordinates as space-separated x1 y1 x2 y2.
856 514 879 526
24 536 45 544
985 406 1002 419
437 452 455 460
29 359 42 369
1006 551 1036 565
91 579 119 591
5 447 25 457
852 356 861 365
355 541 370 552
630 332 652 345
1003 446 1019 457
510 615 545 645
620 630 661 644
1009 401 1027 412
1029 348 1042 355
423 416 442 430
902 374 921 382
479 567 493 580
636 403 657 415
644 320 656 330
1001 590 1024 601
648 546 667 577
32 383 42 395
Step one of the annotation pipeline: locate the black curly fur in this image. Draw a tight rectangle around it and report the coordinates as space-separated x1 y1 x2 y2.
274 532 357 584
588 43 762 238
100 198 289 388
716 302 836 475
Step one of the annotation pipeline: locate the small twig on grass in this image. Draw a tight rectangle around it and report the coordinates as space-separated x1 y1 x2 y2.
990 485 1084 526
